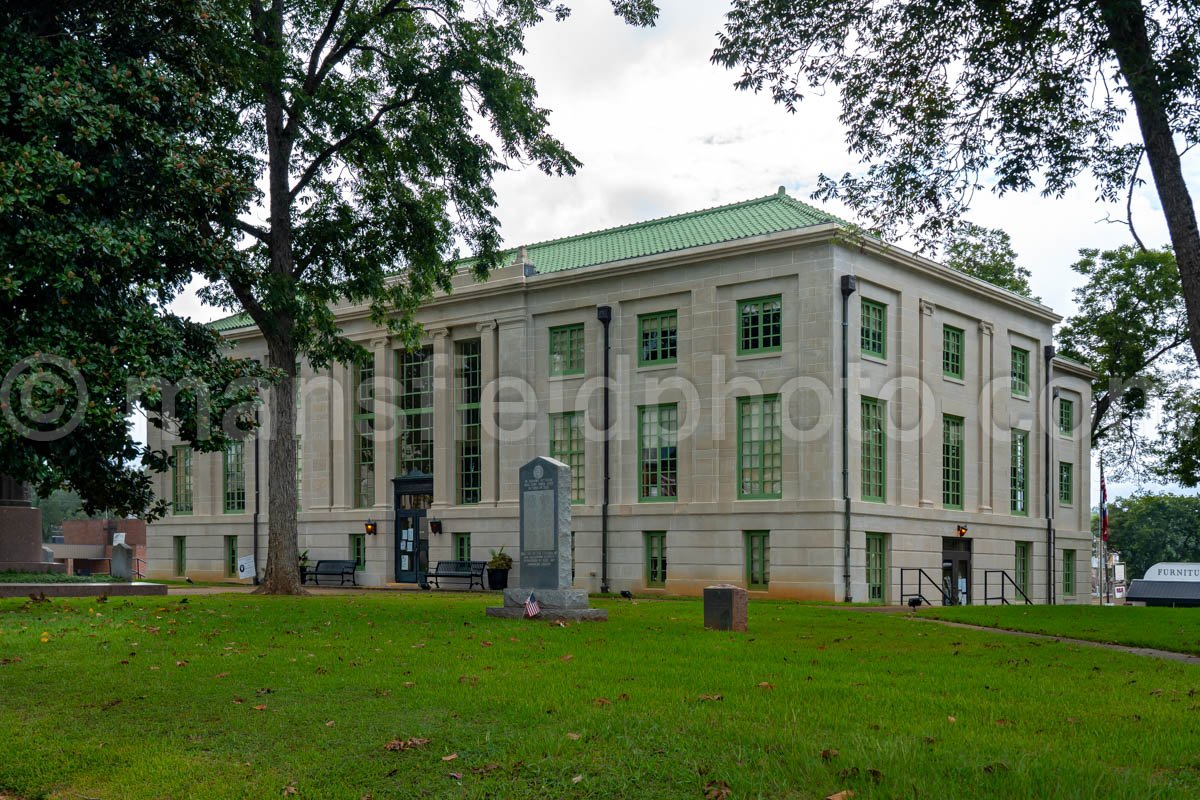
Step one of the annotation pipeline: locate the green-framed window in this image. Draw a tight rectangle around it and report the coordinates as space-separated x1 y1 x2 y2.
861 299 887 358
639 310 678 366
1011 347 1029 397
1011 429 1029 515
866 532 887 602
638 404 679 501
173 536 186 577
224 535 238 578
1063 549 1076 596
396 347 434 476
1015 541 1030 595
1059 398 1074 435
646 531 667 587
350 533 366 570
352 362 375 507
223 441 246 513
550 412 586 504
942 415 964 509
861 397 886 502
453 532 471 563
746 531 770 589
1059 461 1074 505
942 325 964 378
738 295 782 354
456 340 482 504
737 395 783 499
171 446 193 515
549 323 585 376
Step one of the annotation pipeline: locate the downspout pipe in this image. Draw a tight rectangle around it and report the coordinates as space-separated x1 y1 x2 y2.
840 275 857 603
597 305 613 594
1044 345 1056 605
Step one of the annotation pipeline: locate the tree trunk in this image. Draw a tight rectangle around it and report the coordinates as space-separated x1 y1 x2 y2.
255 339 303 594
1099 0 1200 365
254 0 303 594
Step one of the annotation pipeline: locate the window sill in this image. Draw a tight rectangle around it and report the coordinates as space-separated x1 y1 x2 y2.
861 354 888 366
943 375 965 385
637 361 678 373
638 496 678 504
735 350 782 361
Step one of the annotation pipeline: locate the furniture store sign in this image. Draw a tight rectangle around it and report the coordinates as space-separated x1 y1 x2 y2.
1144 562 1200 581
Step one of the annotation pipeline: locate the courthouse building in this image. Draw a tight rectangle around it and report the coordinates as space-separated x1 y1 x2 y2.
146 189 1094 604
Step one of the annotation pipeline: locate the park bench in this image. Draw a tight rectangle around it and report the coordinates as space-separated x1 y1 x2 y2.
303 559 358 586
429 560 487 590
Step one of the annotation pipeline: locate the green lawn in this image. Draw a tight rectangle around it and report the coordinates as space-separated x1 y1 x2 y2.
1 594 1198 799
920 604 1200 655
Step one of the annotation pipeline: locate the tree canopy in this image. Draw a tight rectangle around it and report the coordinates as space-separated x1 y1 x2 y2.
714 0 1200 364
0 1 264 518
1107 493 1200 580
194 0 658 593
942 222 1035 299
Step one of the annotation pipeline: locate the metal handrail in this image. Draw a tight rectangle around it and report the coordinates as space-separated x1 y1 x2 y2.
983 570 1032 605
899 567 950 607
133 557 147 580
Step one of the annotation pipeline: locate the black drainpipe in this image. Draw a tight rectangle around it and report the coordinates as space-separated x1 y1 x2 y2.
1044 345 1055 605
596 305 613 594
840 275 857 602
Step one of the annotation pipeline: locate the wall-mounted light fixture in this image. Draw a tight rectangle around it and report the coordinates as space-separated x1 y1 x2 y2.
428 519 443 535
364 519 378 536
956 524 969 537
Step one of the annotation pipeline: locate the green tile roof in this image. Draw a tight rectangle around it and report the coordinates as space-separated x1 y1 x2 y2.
207 190 855 334
510 188 852 274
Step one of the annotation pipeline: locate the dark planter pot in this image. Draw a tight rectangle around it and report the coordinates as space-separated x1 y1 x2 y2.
487 568 510 590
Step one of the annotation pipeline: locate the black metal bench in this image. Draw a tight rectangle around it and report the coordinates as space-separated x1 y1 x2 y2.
303 559 358 586
429 560 487 590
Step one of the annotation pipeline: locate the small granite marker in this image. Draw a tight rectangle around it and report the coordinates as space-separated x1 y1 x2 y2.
486 456 606 622
703 584 748 631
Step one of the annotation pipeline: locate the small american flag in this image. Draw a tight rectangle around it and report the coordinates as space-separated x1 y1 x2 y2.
524 592 540 618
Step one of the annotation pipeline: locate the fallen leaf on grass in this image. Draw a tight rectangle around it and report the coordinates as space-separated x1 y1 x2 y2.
458 676 479 686
561 654 574 662
214 672 230 679
448 772 462 780
825 791 854 800
757 682 775 690
593 697 612 707
698 694 723 702
994 719 1011 727
617 693 630 702
481 641 493 647
283 785 297 796
565 732 581 741
384 737 429 752
572 775 583 784
471 762 501 775
867 769 882 784
983 762 1010 774
442 753 458 762
233 697 244 705
253 704 267 711
403 681 415 688
922 736 935 745
325 721 334 727
704 779 732 799
176 660 188 667
838 768 859 779
947 716 957 724
821 748 839 760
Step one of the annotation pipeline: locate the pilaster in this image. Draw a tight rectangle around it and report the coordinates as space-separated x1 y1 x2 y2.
477 320 499 505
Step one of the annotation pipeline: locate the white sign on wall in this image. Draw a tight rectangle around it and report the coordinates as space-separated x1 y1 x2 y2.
237 554 256 580
112 532 126 546
1143 562 1200 582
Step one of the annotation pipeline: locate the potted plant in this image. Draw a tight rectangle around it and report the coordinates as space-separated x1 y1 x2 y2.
486 547 513 590
298 550 311 584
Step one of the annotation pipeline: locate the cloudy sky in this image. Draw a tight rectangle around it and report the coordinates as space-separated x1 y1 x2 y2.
170 0 1197 507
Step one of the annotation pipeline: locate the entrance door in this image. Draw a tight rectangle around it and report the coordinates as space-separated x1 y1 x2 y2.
941 537 972 605
393 471 433 584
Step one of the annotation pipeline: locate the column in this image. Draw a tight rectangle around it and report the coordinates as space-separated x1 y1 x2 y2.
497 317 532 503
977 321 994 511
371 336 391 511
477 320 499 506
918 299 935 507
430 329 452 506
